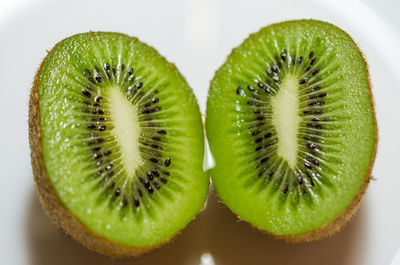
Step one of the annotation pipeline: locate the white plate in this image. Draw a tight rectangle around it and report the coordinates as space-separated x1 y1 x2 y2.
0 0 399 264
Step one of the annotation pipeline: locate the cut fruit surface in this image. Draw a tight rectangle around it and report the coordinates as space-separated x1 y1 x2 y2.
29 32 208 254
206 20 377 240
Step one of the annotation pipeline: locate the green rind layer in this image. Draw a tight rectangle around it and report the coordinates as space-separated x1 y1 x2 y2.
206 20 375 235
38 32 208 247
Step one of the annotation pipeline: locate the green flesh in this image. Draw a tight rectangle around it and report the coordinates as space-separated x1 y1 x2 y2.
38 32 209 247
206 20 375 235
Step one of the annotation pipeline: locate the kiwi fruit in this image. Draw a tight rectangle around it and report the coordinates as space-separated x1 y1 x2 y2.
29 32 209 256
206 20 377 241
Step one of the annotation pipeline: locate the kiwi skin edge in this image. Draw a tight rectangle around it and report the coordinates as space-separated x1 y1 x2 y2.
29 53 178 257
208 20 378 243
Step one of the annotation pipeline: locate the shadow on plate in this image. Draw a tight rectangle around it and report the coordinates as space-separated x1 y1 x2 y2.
26 188 368 265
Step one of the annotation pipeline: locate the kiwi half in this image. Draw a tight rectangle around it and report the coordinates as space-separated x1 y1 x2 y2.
29 32 209 256
206 20 377 241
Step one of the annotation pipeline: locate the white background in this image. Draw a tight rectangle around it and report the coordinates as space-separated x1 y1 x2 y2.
0 0 399 264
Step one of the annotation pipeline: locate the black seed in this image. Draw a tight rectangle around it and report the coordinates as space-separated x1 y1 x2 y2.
104 150 112 156
136 82 143 89
297 175 303 184
256 115 265 120
312 69 319 76
271 65 278 72
164 158 171 167
255 146 262 151
255 138 263 143
267 69 273 77
151 170 160 177
283 186 288 194
121 64 125 71
303 110 311 114
152 98 159 103
112 68 116 74
87 124 96 129
305 66 311 72
310 58 316 65
93 153 102 159
265 87 271 94
157 129 167 135
251 131 260 136
115 188 121 196
309 51 314 58
128 68 133 75
98 125 106 131
93 109 104 115
104 63 110 70
122 198 128 207
307 143 316 149
152 136 161 141
138 189 143 197
97 138 104 143
298 56 303 64
312 117 320 122
81 89 91 98
236 86 243 95
309 177 315 186
264 133 272 138
247 85 255 91
304 161 312 169
134 197 140 207
106 164 113 170
83 100 91 105
313 86 321 91
154 182 160 189
93 103 100 108
280 51 286 61
318 92 327 98
307 123 313 128
110 182 115 189
149 158 158 163
95 96 103 102
272 75 279 82
144 102 152 108
147 186 154 194
150 144 160 150
160 177 168 183
257 82 265 88
142 109 151 114
260 157 269 164
95 76 102 82
299 78 308 84
92 146 101 152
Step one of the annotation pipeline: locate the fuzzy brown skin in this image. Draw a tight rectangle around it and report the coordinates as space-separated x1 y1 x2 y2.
29 61 156 257
208 20 378 243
